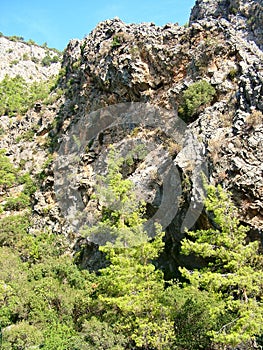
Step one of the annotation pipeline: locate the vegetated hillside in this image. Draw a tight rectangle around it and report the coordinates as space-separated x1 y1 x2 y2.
0 0 262 349
0 34 62 82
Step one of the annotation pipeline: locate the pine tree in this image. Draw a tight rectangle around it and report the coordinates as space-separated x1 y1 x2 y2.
84 147 174 349
180 185 263 347
97 231 174 349
84 146 148 248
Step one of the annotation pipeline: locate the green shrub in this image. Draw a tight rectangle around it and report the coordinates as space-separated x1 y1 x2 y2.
15 129 35 143
0 149 18 191
0 213 30 247
41 54 60 67
0 75 28 115
4 193 30 211
3 173 36 211
2 321 44 350
228 68 238 80
0 127 5 137
0 75 55 116
180 185 263 347
80 317 127 349
22 53 29 60
27 39 36 45
10 59 19 66
31 56 39 63
111 35 121 48
9 35 24 42
179 80 216 121
19 173 37 196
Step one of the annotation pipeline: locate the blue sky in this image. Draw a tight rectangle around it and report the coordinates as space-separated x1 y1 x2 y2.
0 0 195 51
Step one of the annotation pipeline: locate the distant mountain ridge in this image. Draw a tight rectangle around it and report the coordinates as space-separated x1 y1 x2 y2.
0 34 61 82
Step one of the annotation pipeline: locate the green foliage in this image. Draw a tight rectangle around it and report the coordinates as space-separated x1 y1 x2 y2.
179 80 216 121
31 56 40 64
79 317 127 349
10 59 19 67
4 192 30 211
27 39 36 45
84 146 148 247
0 148 36 213
19 172 37 196
9 35 24 42
0 213 30 247
0 75 27 115
41 54 60 67
0 231 96 349
22 53 29 60
1 321 44 350
180 185 263 347
0 144 262 349
165 284 227 350
97 230 174 349
228 68 238 80
15 129 36 143
0 75 54 116
112 35 121 48
83 148 174 348
3 170 37 211
0 152 36 212
0 127 5 137
0 149 18 191
41 322 77 349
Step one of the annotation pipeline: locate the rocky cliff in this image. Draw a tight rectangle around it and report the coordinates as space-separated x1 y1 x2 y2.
190 0 263 49
0 0 262 274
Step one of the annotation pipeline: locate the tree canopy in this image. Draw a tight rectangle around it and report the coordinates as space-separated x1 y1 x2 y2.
0 148 262 349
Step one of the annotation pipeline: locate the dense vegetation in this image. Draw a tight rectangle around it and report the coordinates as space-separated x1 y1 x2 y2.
0 149 262 349
0 75 58 116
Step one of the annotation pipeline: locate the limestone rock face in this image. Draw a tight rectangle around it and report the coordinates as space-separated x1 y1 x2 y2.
59 13 263 230
0 36 61 82
190 0 263 49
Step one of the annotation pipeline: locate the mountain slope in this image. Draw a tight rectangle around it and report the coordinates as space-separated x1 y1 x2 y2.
0 0 262 270
0 1 263 348
0 34 61 82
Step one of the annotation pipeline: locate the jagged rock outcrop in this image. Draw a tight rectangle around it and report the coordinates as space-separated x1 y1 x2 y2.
58 12 263 228
190 0 263 49
47 2 262 270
